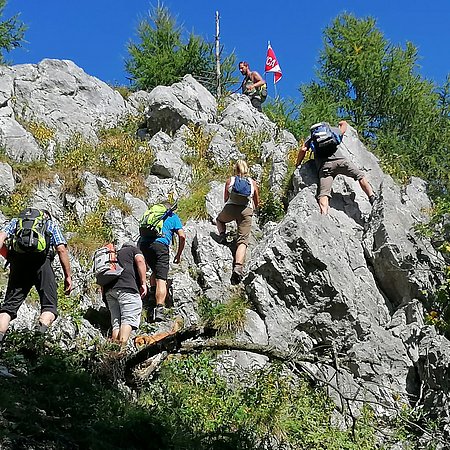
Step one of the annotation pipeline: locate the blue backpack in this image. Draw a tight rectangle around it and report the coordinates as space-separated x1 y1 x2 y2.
232 176 252 197
310 122 341 158
229 176 252 206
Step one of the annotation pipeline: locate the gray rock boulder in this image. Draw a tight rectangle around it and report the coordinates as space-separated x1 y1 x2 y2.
171 271 202 328
0 114 44 162
0 162 15 196
11 59 131 143
217 309 270 374
204 123 243 166
363 177 444 308
0 65 14 105
144 74 217 136
219 95 277 136
151 149 190 180
205 181 224 223
417 326 450 437
245 126 447 418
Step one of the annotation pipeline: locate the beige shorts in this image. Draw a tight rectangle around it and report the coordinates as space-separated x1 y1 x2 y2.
318 158 365 198
216 204 253 246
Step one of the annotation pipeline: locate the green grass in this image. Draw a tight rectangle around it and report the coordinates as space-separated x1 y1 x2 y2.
0 328 435 449
198 294 249 335
0 332 160 450
139 354 378 450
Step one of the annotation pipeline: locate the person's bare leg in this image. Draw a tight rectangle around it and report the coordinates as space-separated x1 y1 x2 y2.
155 278 167 307
359 177 374 198
118 324 132 344
39 311 56 327
111 328 120 342
0 312 11 342
0 312 11 334
318 196 330 215
235 243 247 266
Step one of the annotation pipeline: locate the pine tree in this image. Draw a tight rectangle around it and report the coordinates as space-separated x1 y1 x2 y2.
125 4 236 95
0 0 26 63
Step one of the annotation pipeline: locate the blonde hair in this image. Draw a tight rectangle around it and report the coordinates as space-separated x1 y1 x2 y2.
234 160 249 177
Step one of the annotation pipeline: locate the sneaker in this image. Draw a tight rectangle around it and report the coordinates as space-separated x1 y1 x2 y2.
153 305 165 322
368 194 377 205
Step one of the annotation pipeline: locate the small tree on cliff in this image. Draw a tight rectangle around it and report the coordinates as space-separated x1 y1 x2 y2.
125 4 236 95
0 0 26 63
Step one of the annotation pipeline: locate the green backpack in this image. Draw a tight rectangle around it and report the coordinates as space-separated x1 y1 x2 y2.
11 208 51 254
139 204 170 239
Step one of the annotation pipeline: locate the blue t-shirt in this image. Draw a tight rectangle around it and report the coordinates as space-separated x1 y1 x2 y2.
153 212 183 247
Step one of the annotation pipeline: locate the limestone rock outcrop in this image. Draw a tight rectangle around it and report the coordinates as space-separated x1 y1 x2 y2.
0 60 449 444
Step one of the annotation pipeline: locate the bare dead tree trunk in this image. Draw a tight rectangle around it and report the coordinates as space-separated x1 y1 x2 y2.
215 11 221 99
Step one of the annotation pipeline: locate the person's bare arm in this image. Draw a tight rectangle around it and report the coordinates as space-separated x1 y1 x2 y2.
252 180 260 209
224 179 231 203
0 231 7 250
338 120 348 134
135 254 148 298
296 144 308 166
173 229 186 264
248 71 265 90
55 244 72 294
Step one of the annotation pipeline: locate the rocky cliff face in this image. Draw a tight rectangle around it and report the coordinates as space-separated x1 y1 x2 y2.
0 59 449 443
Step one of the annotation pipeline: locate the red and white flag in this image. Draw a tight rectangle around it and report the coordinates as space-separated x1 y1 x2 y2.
265 43 282 83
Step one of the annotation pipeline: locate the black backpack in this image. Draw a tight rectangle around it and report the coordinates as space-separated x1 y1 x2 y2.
10 208 51 254
310 122 341 158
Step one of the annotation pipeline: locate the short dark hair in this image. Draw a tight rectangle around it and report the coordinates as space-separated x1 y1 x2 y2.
238 61 249 67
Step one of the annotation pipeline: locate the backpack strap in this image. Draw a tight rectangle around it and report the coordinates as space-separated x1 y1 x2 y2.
248 177 255 197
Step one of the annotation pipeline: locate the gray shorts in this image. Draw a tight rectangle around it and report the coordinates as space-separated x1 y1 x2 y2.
105 287 142 330
318 158 365 198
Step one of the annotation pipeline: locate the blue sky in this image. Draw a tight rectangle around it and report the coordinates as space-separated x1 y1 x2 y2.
4 0 449 101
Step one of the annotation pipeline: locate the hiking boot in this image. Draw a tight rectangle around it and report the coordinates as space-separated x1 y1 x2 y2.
231 265 244 285
35 322 49 335
153 305 165 322
217 232 227 245
368 194 377 205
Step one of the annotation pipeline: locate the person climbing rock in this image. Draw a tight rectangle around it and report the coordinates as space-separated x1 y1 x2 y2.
216 160 260 284
102 243 147 345
0 208 72 344
138 202 185 322
296 120 376 215
239 61 267 112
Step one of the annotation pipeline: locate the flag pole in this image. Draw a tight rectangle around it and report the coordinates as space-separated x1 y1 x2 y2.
274 75 278 100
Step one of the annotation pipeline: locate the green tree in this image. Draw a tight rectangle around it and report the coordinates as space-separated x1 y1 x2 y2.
126 4 236 95
0 0 26 63
299 13 450 195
